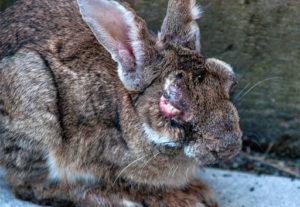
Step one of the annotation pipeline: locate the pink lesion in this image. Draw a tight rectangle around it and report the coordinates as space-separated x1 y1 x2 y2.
159 95 182 118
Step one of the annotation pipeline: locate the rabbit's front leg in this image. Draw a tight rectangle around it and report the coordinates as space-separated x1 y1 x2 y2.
156 178 219 207
75 179 218 207
7 176 75 206
20 177 217 207
27 180 143 207
9 178 127 207
73 185 143 207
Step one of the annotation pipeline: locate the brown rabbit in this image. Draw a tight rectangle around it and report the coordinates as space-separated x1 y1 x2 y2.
0 0 242 206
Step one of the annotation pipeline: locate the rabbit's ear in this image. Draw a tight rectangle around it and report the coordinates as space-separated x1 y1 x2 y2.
77 0 156 91
159 0 202 52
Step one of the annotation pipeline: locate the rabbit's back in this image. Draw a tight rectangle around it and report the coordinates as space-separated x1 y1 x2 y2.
0 0 124 178
0 49 59 183
1 0 82 57
0 0 116 73
0 0 122 133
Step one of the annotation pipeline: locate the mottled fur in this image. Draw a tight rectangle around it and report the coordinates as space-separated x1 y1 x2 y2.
0 0 241 206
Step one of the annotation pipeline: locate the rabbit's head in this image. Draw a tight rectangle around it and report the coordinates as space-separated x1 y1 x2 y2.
77 0 241 169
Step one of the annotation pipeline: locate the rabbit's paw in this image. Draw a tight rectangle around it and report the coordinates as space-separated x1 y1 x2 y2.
185 178 218 207
74 185 143 207
144 179 218 207
11 182 75 207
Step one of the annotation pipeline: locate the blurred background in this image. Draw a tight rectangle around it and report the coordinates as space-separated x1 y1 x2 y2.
1 0 299 178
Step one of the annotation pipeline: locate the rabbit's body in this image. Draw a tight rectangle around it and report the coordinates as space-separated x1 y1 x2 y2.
0 0 242 206
0 0 122 180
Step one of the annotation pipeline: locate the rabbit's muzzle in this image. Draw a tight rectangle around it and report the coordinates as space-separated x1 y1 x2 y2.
184 129 242 165
184 105 242 165
206 131 242 161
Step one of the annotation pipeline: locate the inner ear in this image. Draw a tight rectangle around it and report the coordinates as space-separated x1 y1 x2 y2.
77 0 136 65
87 1 128 41
77 0 157 91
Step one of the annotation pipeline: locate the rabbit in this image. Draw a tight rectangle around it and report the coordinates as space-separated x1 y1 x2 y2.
0 0 242 206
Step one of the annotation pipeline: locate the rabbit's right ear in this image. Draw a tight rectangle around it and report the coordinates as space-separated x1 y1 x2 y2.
77 0 157 91
159 0 202 52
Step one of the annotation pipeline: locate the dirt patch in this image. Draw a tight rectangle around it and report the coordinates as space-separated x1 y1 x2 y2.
213 150 300 179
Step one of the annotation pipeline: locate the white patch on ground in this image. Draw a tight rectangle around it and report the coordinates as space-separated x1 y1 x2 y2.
143 123 178 147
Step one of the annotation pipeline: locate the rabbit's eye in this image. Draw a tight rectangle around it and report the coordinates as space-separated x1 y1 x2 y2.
193 71 205 83
229 79 238 93
175 72 183 80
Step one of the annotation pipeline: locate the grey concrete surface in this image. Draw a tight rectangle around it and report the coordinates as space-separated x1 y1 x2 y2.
198 168 300 207
0 168 299 207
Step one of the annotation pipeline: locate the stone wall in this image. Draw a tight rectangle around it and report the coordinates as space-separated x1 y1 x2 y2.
0 0 14 11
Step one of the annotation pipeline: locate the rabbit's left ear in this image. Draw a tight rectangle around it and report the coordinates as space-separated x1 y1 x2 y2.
77 0 157 91
159 0 202 52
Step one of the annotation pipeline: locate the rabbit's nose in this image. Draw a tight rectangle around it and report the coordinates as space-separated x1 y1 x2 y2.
214 131 242 160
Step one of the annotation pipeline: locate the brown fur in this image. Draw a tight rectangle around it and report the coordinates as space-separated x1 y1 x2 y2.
0 0 241 206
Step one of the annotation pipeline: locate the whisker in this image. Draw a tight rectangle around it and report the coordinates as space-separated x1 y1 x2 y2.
172 165 179 177
168 165 173 176
113 155 145 185
141 152 160 170
185 167 190 181
233 81 252 101
236 77 281 102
